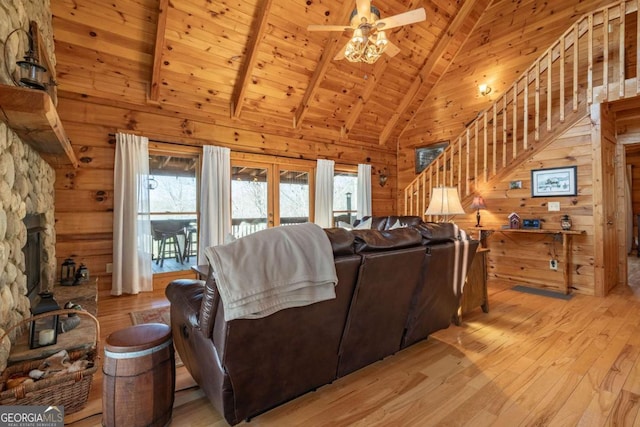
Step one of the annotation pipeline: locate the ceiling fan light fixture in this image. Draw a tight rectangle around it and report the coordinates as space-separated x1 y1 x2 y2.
352 28 366 44
375 30 388 47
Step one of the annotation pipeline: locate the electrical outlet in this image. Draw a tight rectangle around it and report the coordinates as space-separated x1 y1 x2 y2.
548 202 560 211
106 263 113 273
549 259 558 270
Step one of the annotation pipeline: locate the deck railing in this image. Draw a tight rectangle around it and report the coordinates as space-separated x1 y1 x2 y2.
405 0 640 218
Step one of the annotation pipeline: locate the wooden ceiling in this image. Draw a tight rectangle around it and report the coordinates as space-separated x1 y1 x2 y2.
51 0 622 152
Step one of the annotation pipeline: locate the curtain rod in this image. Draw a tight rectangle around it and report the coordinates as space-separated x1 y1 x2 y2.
108 132 361 164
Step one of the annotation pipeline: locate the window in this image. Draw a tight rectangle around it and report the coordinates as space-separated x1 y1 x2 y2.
149 152 199 273
333 170 357 225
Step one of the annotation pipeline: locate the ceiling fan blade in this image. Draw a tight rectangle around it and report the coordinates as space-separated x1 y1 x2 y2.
307 24 352 32
384 41 401 57
356 0 371 22
376 8 426 30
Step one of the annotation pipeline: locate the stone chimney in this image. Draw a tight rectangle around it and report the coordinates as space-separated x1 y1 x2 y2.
0 0 57 370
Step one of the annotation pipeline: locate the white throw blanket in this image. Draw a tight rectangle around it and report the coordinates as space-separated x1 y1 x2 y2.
204 223 338 321
452 224 472 295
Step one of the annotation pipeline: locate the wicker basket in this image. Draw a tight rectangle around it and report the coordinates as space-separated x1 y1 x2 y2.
0 309 99 414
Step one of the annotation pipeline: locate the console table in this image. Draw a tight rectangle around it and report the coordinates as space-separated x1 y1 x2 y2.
456 248 490 325
496 229 585 294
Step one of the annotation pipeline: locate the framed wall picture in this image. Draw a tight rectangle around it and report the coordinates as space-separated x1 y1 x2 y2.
531 166 577 197
414 141 449 174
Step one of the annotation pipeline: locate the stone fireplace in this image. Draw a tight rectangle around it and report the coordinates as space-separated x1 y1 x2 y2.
0 0 58 370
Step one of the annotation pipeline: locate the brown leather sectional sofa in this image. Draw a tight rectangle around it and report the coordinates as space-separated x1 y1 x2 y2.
165 216 479 425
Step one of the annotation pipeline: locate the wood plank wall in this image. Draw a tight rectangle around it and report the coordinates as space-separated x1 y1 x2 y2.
453 117 595 295
55 97 396 291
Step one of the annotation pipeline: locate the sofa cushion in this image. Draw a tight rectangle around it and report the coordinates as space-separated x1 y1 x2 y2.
324 227 355 256
414 222 458 244
352 228 423 253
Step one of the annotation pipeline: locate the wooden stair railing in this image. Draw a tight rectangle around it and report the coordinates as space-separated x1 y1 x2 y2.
404 0 640 219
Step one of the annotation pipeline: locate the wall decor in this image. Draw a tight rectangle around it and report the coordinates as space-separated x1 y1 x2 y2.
509 180 522 189
531 166 577 197
415 141 449 174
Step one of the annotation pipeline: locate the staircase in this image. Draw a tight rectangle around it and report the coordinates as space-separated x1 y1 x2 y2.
404 0 640 218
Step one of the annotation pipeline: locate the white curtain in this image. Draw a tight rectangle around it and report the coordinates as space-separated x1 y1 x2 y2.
314 159 335 228
198 145 231 265
112 133 153 295
357 164 372 219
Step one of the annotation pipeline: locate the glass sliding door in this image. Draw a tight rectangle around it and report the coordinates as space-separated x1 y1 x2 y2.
231 160 314 238
231 164 271 238
278 168 311 227
148 152 199 274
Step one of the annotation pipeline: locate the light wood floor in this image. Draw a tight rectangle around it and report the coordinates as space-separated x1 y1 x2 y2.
67 258 640 426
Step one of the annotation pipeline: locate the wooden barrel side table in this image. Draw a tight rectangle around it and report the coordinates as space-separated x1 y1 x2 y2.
102 323 175 427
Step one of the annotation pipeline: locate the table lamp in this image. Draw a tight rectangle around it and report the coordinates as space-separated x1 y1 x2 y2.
470 195 487 227
425 186 465 222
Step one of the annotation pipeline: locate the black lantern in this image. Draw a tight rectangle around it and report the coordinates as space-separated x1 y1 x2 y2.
4 25 48 91
74 263 90 285
60 257 76 286
29 292 60 349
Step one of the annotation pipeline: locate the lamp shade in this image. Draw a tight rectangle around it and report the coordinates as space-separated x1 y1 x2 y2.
425 186 465 217
471 196 486 210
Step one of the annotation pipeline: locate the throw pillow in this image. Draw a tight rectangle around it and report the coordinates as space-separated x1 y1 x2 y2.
337 221 353 230
354 217 372 229
388 219 403 230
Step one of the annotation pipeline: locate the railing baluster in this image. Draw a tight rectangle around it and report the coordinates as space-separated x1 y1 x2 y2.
404 185 408 215
547 50 552 131
494 105 502 168
620 1 625 98
603 7 609 101
421 172 426 217
535 60 540 141
574 23 579 111
443 148 447 185
588 14 594 105
484 112 489 182
513 82 517 163
560 36 565 122
504 94 509 160
458 135 462 194
524 73 529 149
474 120 479 189
466 129 470 196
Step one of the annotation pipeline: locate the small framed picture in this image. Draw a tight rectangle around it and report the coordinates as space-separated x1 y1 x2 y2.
509 180 522 189
531 166 577 197
414 141 449 174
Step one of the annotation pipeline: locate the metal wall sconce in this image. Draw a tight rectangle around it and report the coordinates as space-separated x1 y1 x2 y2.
378 168 388 187
3 23 48 91
479 84 492 96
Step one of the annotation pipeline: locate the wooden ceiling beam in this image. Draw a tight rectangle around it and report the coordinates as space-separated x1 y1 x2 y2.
293 0 355 130
231 0 274 119
149 0 169 103
341 56 390 137
379 0 491 145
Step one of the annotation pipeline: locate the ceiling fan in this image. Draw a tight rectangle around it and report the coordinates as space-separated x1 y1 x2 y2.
307 0 426 64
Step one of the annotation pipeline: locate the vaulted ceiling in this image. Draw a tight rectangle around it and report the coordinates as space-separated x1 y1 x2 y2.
51 0 620 153
50 0 492 148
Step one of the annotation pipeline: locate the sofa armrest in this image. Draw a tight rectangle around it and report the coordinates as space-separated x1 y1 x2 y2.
165 279 205 330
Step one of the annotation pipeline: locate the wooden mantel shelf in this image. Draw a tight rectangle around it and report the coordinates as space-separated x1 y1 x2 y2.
0 84 78 168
